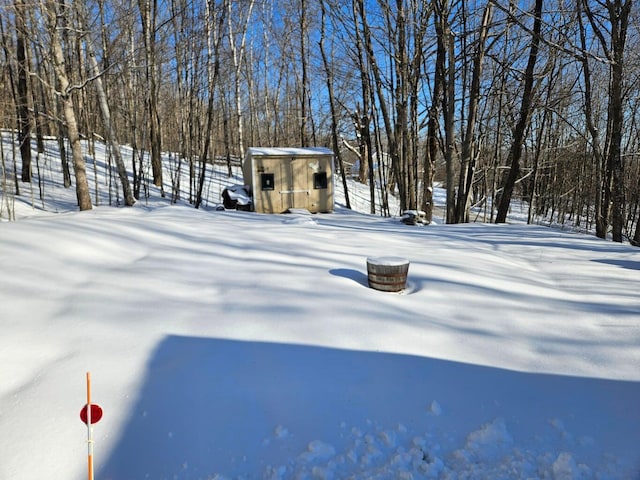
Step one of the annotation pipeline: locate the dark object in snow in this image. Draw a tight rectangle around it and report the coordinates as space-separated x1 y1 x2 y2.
367 256 410 292
401 210 428 226
222 185 252 211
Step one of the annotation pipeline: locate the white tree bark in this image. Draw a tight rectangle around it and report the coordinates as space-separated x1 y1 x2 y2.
83 23 135 206
44 0 92 211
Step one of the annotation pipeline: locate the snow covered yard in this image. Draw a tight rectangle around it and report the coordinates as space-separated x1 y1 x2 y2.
1 135 639 479
1 199 639 479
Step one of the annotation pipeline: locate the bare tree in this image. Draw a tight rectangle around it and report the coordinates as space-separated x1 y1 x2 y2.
195 0 227 209
15 0 32 182
421 0 447 223
138 0 163 189
437 0 456 223
351 0 376 212
319 0 351 209
299 0 310 146
82 5 135 207
496 0 544 223
454 1 494 223
227 0 255 159
576 0 607 237
43 0 92 210
581 0 632 242
0 12 21 196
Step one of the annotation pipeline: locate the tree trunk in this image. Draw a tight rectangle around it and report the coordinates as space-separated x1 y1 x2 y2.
138 0 163 189
436 0 456 223
582 0 632 242
351 0 370 187
15 0 32 182
195 0 226 209
356 0 398 210
299 0 309 147
84 25 135 206
577 1 607 238
227 0 254 160
46 0 92 211
0 13 22 195
607 0 630 242
633 174 640 245
496 0 543 223
319 0 350 210
421 20 444 223
455 2 493 223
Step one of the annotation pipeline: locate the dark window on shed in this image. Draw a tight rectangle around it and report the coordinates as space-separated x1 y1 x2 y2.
261 173 275 190
313 172 328 189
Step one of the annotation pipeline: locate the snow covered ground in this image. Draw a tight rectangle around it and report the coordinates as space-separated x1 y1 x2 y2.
1 137 639 479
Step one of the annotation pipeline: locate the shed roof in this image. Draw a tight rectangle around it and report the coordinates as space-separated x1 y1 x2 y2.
246 147 333 157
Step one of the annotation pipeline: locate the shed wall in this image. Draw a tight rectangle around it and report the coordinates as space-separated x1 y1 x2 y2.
243 148 334 214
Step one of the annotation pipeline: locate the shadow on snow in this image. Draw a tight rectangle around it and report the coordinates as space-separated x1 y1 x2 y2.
99 335 640 480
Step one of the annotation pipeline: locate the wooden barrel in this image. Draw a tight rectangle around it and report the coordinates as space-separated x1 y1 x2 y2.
367 256 410 292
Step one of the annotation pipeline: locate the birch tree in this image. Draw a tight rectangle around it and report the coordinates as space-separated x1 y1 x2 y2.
82 6 135 206
227 0 255 159
43 0 92 210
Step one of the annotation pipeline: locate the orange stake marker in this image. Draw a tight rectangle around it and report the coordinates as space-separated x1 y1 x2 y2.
80 372 103 480
86 372 94 480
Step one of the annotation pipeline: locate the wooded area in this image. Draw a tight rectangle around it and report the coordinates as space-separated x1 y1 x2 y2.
1 0 639 245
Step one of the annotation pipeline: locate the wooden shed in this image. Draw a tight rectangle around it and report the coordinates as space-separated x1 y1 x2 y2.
242 147 335 214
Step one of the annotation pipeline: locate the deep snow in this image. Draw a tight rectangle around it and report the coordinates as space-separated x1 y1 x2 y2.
1 136 639 480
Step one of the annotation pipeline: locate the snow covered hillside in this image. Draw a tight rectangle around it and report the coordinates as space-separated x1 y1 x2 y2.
0 137 639 479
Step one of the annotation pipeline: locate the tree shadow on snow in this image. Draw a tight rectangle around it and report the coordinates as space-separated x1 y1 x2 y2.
593 258 640 271
98 336 640 480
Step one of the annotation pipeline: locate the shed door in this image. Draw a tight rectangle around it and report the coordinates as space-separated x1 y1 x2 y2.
255 157 310 213
280 158 311 211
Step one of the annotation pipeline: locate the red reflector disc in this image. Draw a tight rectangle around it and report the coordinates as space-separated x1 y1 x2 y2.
80 404 103 424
